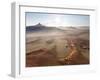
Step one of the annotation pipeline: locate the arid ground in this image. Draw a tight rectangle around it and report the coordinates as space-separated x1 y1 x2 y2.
26 24 89 67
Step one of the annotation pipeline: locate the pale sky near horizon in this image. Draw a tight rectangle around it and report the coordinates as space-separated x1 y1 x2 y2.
26 12 90 27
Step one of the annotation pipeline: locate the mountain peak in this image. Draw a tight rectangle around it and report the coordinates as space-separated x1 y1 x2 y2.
35 23 45 27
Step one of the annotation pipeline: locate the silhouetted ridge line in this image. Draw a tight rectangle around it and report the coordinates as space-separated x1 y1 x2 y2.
26 23 62 32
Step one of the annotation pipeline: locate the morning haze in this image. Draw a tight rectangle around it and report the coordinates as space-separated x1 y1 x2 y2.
26 12 90 67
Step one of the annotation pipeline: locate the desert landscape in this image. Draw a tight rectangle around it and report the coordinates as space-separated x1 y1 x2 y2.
26 23 89 67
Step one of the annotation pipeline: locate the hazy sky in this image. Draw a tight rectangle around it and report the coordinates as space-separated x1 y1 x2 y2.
26 12 89 27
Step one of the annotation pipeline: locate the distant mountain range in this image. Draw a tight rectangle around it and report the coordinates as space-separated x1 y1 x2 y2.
26 23 89 33
26 23 63 32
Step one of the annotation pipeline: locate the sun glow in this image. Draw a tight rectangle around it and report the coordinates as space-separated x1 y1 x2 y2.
26 12 90 27
54 17 61 27
45 16 67 27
